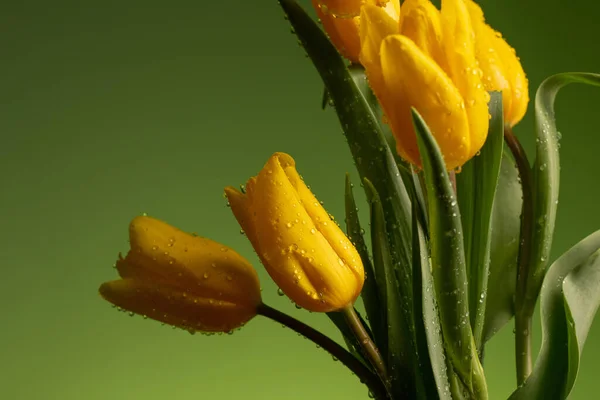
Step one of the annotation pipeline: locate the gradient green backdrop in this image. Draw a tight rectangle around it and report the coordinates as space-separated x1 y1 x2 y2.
2 0 599 398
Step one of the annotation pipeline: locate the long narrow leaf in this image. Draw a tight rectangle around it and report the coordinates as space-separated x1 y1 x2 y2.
412 201 452 400
482 151 522 342
365 179 412 398
412 109 487 399
345 174 386 353
456 92 505 350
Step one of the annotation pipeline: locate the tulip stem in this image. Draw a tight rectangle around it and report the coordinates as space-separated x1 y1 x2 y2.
256 303 388 399
341 306 390 391
504 126 534 384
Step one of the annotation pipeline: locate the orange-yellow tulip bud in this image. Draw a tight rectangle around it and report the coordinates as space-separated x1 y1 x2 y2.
360 0 526 170
224 153 364 313
99 216 262 333
313 0 399 63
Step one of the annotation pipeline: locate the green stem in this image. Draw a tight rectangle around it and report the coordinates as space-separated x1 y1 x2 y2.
341 306 390 390
515 312 533 383
257 303 387 399
504 126 534 384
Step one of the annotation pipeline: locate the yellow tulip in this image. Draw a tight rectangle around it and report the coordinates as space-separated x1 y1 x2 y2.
360 0 527 170
99 216 262 333
224 153 364 313
313 0 399 63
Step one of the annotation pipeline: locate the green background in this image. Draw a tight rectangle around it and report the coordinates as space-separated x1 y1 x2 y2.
2 0 599 398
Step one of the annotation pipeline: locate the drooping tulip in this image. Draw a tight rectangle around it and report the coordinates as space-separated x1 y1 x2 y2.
99 216 262 333
225 153 364 313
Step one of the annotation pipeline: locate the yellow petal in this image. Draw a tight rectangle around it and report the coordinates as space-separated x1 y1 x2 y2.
380 35 471 169
313 0 361 63
225 181 261 256
399 0 445 67
492 30 529 126
441 0 489 162
99 278 257 333
359 4 400 72
252 153 364 312
316 0 388 18
465 1 513 125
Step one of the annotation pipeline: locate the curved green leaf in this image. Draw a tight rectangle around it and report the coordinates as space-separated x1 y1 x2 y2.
522 73 600 313
509 230 600 400
456 92 504 351
344 174 385 354
412 201 452 400
412 109 487 399
365 179 413 397
482 151 522 343
278 0 420 392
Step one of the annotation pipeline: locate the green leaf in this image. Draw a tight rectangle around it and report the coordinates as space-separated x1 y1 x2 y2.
412 201 452 400
412 109 487 399
509 230 600 400
344 173 386 354
455 92 504 350
364 179 412 397
482 151 522 343
278 0 418 389
521 73 600 313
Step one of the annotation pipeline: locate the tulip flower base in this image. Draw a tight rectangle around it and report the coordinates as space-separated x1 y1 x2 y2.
98 1 600 399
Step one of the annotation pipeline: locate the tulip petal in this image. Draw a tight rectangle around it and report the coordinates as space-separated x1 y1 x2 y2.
312 0 361 63
492 30 529 126
253 153 363 312
441 0 490 162
279 155 364 287
99 279 257 333
381 35 471 170
465 0 515 126
359 4 399 72
399 0 445 67
122 216 261 306
316 0 388 18
225 183 262 257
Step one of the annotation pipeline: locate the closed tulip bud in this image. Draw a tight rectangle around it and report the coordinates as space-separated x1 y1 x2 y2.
360 0 518 170
224 153 364 313
312 0 399 63
99 216 262 333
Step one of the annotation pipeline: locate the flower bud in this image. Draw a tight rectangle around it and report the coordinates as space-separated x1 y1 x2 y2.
225 153 364 313
99 216 262 333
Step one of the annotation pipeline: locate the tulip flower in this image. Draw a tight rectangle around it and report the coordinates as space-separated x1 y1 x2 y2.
99 216 262 333
312 0 399 63
224 153 364 313
360 0 528 170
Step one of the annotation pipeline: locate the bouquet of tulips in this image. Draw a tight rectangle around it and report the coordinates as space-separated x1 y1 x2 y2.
98 0 600 398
